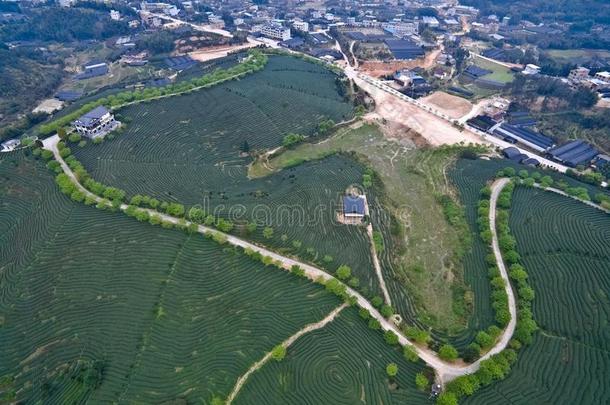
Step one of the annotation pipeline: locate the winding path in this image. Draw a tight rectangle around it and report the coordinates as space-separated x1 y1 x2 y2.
42 135 517 385
226 303 348 404
366 224 392 305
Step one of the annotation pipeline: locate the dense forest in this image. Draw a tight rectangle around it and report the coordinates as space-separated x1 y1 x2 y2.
0 6 129 43
461 0 610 24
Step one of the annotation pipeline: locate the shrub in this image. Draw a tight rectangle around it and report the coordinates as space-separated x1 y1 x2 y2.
384 330 399 345
403 345 418 362
263 227 274 239
438 344 458 361
271 345 286 361
415 373 429 391
386 363 398 377
336 264 351 280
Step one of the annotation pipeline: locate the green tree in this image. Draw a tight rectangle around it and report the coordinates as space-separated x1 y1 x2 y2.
336 265 351 280
263 226 274 239
437 392 458 405
384 330 399 345
380 304 393 318
438 344 458 361
475 331 494 349
403 345 418 362
371 296 383 308
271 345 286 361
415 372 429 391
386 363 398 377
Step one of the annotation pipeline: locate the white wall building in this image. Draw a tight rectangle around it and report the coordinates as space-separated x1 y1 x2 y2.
568 67 590 82
292 20 309 32
73 106 118 139
261 23 291 40
594 71 610 84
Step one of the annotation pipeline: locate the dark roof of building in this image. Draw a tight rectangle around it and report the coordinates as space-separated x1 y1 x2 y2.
385 39 424 60
494 124 555 150
310 33 329 43
549 140 599 167
280 37 305 48
482 48 506 61
464 65 492 78
55 90 83 102
343 195 365 216
502 146 521 159
522 157 540 166
74 106 110 127
507 111 536 127
165 56 197 70
346 31 367 40
467 115 496 131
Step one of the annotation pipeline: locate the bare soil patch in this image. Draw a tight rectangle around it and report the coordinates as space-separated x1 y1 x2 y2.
420 91 474 119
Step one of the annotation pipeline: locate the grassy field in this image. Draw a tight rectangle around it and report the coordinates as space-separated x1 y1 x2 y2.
235 307 431 405
0 151 345 403
545 48 610 65
251 123 480 340
465 186 610 404
472 56 515 84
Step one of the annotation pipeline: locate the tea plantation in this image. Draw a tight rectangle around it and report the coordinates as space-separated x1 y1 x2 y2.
70 55 380 296
235 308 431 405
0 151 347 403
464 186 610 404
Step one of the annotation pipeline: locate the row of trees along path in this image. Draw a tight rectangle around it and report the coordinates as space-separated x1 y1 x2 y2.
42 134 518 385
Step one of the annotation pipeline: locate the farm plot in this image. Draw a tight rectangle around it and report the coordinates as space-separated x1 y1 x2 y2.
0 151 343 403
71 55 379 295
466 187 610 405
234 307 431 405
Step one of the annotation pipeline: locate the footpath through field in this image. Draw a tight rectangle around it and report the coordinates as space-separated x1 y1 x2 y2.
42 135 517 385
226 303 348 404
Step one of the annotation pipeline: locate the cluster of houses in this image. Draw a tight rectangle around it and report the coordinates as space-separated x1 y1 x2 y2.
567 67 610 95
467 108 607 169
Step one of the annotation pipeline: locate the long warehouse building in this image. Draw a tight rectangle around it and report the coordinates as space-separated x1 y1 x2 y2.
493 123 555 152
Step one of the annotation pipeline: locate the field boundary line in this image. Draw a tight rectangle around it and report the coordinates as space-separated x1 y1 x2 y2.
225 303 348 404
42 135 520 385
533 184 610 214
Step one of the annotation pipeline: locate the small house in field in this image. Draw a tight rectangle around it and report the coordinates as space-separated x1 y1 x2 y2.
342 194 366 224
73 106 119 139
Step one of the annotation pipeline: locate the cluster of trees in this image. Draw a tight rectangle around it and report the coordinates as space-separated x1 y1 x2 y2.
281 133 305 148
0 47 63 131
477 184 512 332
136 31 176 54
0 7 129 43
38 50 269 136
508 75 598 111
438 176 538 405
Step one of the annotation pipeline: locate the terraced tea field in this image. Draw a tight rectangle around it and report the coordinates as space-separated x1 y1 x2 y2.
71 55 380 295
235 307 431 405
0 151 346 403
465 186 610 404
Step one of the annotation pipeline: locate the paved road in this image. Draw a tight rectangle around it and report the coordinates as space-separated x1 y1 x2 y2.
44 135 517 385
150 13 232 37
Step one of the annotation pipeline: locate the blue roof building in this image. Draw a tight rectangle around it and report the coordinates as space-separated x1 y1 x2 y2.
343 195 366 217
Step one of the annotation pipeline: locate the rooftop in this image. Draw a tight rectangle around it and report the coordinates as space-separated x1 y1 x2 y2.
343 195 365 216
74 106 111 127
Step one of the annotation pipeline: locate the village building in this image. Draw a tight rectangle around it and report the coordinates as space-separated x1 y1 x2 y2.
261 23 291 40
341 194 367 224
73 106 119 139
568 66 590 82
